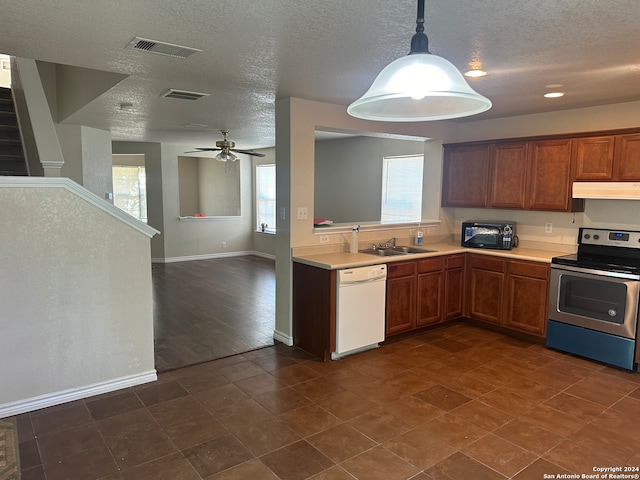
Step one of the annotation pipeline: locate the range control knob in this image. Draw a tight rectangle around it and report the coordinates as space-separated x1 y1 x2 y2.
584 234 591 239
594 234 600 240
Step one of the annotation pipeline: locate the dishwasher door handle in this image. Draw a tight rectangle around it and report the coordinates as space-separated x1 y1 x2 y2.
341 277 386 286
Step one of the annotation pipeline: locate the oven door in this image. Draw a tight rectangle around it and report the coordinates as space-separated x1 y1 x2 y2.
549 264 639 339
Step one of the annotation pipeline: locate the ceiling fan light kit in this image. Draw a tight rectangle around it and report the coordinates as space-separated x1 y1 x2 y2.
187 130 266 161
347 0 491 122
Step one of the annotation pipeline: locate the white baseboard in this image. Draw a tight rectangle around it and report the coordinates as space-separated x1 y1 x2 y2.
153 250 274 263
273 329 293 346
0 370 157 419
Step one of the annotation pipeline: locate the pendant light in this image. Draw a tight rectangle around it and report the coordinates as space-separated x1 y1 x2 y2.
347 0 492 122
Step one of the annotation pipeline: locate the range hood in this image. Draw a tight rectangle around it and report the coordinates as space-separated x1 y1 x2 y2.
573 182 640 200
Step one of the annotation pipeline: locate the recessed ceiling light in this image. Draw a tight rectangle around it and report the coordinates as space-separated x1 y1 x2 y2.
464 69 488 78
544 92 565 98
464 59 488 78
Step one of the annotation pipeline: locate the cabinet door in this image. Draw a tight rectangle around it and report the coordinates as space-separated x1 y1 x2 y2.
386 276 416 335
467 255 506 325
490 142 528 209
573 136 615 180
615 133 640 180
504 261 550 336
386 261 417 335
444 267 464 320
442 144 490 208
444 254 465 320
527 139 573 211
417 271 443 326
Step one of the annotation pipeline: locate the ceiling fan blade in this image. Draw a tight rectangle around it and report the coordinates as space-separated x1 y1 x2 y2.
232 148 266 157
193 147 222 152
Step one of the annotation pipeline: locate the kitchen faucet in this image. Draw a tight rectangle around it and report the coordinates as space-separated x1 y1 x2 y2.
379 237 397 249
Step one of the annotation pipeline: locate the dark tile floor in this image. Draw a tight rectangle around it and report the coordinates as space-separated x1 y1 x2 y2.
15 323 640 479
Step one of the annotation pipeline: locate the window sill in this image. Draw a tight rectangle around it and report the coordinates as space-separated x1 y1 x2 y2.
256 229 276 235
179 216 241 221
313 219 440 234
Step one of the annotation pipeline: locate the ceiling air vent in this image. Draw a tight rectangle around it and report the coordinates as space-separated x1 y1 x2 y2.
126 37 201 59
161 89 210 101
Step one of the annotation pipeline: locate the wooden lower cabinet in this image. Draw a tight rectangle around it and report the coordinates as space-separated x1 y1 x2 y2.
503 260 550 336
386 261 417 335
417 257 445 327
387 254 464 336
444 254 465 319
467 254 549 337
292 262 336 361
467 254 506 324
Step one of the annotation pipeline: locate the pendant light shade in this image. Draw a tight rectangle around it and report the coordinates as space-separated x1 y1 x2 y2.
347 0 491 122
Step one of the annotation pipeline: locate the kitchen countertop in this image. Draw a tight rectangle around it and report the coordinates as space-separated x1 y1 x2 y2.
292 242 566 270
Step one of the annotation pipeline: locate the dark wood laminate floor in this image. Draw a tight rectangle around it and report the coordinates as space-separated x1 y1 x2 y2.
152 255 276 372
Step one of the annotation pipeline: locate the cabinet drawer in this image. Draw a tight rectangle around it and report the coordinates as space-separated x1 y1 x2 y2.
417 257 445 273
468 254 506 273
445 254 465 269
509 260 549 279
387 261 417 279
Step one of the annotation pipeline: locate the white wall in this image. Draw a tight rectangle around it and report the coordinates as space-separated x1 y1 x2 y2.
59 124 113 201
113 142 256 262
314 136 425 224
0 183 156 416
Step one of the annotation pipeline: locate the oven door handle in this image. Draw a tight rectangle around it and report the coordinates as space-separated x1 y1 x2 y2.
551 263 640 281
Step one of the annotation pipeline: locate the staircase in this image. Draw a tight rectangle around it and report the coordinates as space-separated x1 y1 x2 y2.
0 87 28 176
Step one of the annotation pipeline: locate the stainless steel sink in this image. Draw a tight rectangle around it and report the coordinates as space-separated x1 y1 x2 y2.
392 246 437 254
359 245 437 256
359 248 407 257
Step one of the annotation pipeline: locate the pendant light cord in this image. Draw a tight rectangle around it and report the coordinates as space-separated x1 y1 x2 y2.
409 0 430 54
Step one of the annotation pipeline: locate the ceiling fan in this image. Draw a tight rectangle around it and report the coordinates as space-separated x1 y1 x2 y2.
187 130 266 161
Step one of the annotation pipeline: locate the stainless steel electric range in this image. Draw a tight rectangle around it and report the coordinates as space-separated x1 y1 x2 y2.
547 227 640 370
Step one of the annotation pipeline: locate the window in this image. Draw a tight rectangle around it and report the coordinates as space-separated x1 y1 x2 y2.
256 164 276 232
380 154 424 223
112 165 148 223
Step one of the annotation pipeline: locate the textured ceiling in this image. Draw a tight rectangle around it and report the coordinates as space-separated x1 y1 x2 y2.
1 0 639 150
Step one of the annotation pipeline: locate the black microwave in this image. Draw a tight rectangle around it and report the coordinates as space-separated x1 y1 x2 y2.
461 221 517 250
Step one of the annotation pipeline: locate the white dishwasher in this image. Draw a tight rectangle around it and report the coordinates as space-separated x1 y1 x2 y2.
332 264 387 360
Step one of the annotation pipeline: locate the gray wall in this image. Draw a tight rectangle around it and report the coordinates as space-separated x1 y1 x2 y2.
314 136 425 224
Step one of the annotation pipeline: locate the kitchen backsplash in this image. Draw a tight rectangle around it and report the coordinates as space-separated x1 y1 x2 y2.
295 198 640 257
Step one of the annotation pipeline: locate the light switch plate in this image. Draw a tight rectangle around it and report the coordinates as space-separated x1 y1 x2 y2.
297 207 308 220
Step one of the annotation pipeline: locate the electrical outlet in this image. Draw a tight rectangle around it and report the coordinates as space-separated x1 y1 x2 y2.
545 222 553 234
297 207 308 220
221 241 227 248
320 235 329 244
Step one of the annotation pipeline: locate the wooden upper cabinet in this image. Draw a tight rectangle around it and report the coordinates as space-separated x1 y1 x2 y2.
527 139 573 211
573 135 616 180
489 142 528 209
442 144 490 208
615 133 640 180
